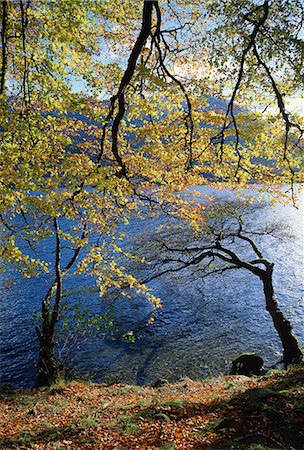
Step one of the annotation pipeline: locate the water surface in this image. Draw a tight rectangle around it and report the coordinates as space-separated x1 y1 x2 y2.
0 187 303 387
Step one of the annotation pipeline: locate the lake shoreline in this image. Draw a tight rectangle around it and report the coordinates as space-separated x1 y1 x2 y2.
1 367 304 449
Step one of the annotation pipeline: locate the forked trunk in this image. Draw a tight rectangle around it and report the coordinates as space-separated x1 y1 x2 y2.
262 269 303 366
36 327 58 387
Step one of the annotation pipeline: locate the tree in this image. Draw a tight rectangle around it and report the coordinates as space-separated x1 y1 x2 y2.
0 1 303 385
140 199 303 367
0 0 163 385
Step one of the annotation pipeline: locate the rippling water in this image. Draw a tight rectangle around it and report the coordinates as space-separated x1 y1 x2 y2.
0 187 303 387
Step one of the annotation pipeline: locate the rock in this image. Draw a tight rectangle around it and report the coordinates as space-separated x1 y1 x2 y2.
230 353 264 376
153 378 169 388
0 384 14 395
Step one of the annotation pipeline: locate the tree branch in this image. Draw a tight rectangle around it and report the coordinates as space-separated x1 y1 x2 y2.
0 0 8 95
237 232 263 259
211 1 269 175
37 222 87 339
153 1 194 170
98 0 157 178
50 217 62 333
20 0 31 107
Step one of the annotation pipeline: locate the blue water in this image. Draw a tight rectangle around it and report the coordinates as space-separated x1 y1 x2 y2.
0 187 303 387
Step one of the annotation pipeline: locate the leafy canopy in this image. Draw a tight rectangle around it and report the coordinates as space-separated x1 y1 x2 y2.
0 0 303 293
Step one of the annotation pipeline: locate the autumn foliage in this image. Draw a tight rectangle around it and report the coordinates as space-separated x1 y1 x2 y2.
1 368 304 449
0 1 303 385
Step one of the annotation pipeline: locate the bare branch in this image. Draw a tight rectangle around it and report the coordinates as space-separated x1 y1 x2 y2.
237 233 263 259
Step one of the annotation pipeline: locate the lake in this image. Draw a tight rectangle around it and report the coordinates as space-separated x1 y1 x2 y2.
0 186 303 387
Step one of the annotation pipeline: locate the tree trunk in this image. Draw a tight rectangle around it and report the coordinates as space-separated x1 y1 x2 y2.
262 268 303 366
36 326 58 387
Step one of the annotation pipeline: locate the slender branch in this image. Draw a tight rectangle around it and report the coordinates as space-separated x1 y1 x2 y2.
226 0 269 117
0 0 8 95
61 223 87 276
153 1 194 170
0 212 15 233
50 217 62 333
141 233 266 285
261 25 303 77
253 44 303 155
237 233 263 259
211 1 269 172
37 223 87 339
20 0 30 106
252 43 303 204
142 249 236 284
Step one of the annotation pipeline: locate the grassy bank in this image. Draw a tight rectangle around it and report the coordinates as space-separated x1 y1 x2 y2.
1 368 304 449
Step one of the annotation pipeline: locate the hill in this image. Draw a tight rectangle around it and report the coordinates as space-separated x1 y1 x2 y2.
1 367 303 449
